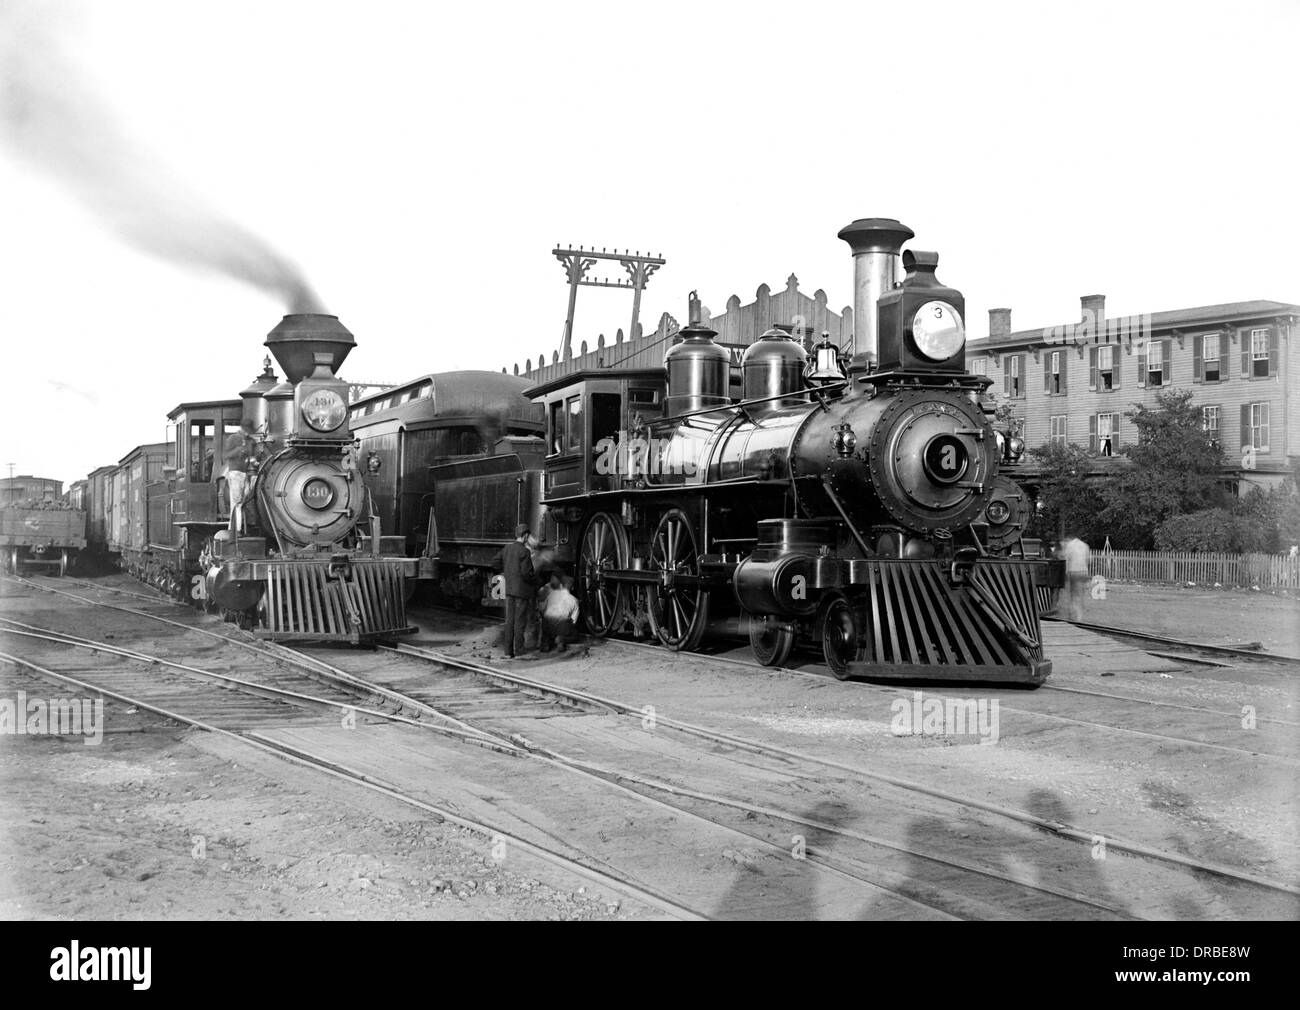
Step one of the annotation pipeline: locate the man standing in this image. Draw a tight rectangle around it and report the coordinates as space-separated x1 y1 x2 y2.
223 421 256 535
498 523 537 658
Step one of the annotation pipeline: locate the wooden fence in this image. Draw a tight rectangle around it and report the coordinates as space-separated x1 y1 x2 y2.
1090 550 1300 589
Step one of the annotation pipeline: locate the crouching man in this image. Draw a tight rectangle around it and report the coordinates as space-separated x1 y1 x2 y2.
539 574 581 652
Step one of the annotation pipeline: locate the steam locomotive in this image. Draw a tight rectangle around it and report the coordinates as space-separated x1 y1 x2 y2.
85 314 425 643
344 217 1058 683
521 218 1059 683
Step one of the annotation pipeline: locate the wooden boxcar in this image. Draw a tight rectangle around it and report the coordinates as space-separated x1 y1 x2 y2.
109 442 170 576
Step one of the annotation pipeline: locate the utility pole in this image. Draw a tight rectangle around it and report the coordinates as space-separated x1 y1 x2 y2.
553 246 665 358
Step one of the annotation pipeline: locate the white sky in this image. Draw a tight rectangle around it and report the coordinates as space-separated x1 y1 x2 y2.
1 0 1296 486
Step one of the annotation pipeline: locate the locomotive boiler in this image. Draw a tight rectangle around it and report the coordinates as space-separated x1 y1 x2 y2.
526 218 1061 683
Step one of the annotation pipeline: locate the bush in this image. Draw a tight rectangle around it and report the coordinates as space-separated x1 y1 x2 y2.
1155 509 1243 551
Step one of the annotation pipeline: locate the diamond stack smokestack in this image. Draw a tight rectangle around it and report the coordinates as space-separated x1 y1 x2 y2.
264 313 355 384
837 217 914 370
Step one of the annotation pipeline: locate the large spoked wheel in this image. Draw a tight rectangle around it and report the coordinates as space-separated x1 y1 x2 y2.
821 594 862 681
577 512 629 638
748 612 795 667
647 508 709 652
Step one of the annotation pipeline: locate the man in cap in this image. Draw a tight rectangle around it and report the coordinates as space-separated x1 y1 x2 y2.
497 523 538 658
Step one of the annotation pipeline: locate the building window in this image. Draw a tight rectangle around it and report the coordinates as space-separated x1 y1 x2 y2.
1007 355 1022 397
1202 405 1220 447
1147 341 1163 386
1203 334 1220 382
969 357 987 376
1098 345 1114 390
1248 402 1270 451
1251 329 1270 378
1051 351 1062 394
1096 413 1117 456
1050 415 1068 446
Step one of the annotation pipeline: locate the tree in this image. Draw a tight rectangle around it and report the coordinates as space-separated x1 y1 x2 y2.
1098 388 1228 548
1026 441 1109 544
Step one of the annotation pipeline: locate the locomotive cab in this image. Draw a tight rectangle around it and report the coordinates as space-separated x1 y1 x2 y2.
528 368 667 500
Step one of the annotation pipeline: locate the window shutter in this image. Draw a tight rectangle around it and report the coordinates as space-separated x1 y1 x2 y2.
1240 404 1251 448
1044 354 1051 392
1003 360 1010 396
1137 346 1147 387
1193 335 1202 382
1089 347 1098 390
1221 340 1230 379
1089 414 1097 453
1241 330 1250 378
1060 352 1068 392
1113 414 1121 450
1268 326 1279 376
1162 339 1172 382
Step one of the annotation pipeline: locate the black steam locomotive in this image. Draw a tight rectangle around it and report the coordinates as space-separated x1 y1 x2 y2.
91 314 425 643
520 219 1059 683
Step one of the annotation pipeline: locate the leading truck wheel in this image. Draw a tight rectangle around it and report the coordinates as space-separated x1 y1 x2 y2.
646 508 709 652
577 512 628 638
821 595 862 680
748 612 795 667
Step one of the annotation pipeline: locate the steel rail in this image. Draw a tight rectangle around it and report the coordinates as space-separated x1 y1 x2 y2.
0 648 704 921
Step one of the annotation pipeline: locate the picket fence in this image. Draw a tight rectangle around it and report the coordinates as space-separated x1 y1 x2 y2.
1090 550 1300 589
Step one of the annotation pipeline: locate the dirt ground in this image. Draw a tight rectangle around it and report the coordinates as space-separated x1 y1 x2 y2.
0 667 642 921
1082 582 1300 655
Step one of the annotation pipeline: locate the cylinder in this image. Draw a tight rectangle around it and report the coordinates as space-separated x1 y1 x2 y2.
837 218 914 367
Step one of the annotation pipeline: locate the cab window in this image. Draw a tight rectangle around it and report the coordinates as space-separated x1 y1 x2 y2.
566 397 583 452
548 402 563 456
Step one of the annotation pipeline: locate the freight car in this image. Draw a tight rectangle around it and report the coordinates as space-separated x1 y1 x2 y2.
0 490 85 575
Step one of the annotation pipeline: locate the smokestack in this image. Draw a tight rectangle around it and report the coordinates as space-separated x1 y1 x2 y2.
265 314 355 384
989 308 1012 340
837 217 914 368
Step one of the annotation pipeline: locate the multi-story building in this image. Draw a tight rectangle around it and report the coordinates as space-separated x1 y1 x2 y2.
967 295 1300 492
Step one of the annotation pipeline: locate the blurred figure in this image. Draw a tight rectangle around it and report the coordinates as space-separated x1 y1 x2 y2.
539 573 580 652
1058 536 1092 621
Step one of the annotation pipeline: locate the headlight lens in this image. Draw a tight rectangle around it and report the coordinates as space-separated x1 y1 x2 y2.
302 389 347 432
912 300 965 361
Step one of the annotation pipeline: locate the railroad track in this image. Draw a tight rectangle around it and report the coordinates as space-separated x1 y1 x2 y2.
10 573 1299 917
0 577 1151 918
1050 618 1300 667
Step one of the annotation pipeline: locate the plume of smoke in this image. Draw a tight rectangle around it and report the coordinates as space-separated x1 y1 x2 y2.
0 1 323 313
